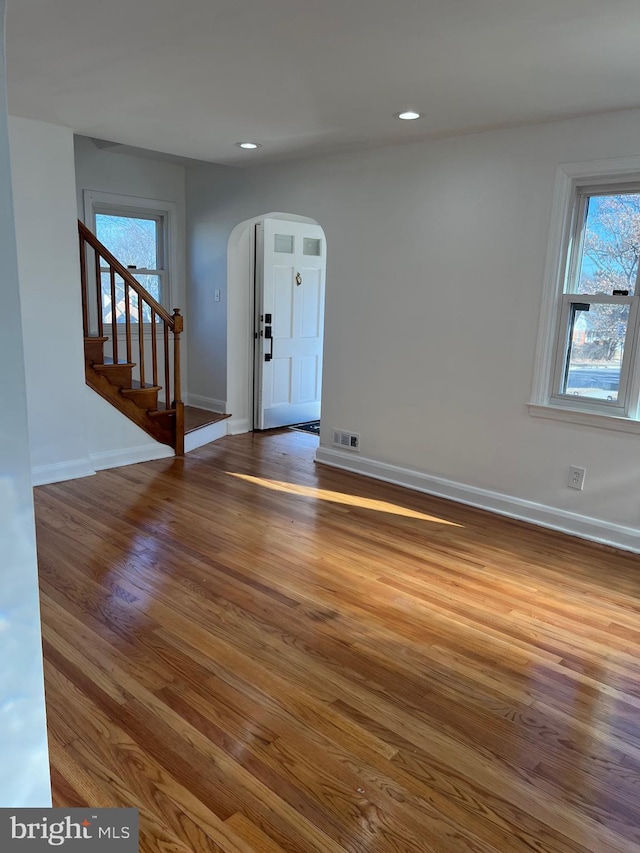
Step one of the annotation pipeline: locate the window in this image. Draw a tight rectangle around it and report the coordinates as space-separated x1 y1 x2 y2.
95 210 166 324
83 190 177 331
531 160 640 432
551 189 640 415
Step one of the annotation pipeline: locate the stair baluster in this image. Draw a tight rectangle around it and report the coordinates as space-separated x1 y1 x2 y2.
109 266 119 365
124 282 133 365
163 322 171 410
151 309 158 388
94 249 104 338
138 291 145 387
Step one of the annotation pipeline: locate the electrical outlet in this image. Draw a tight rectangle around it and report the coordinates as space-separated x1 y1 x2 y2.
568 466 586 491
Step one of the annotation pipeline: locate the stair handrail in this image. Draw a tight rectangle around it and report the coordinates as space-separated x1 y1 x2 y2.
78 219 184 455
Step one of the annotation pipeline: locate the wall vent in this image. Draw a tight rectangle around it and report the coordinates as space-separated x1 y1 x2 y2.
332 429 360 451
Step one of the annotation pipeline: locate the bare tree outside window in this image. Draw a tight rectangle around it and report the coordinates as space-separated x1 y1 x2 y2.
95 213 164 324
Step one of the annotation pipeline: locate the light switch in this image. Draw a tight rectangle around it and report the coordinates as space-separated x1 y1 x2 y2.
214 288 221 302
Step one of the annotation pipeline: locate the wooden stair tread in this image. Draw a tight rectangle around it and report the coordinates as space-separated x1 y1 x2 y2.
98 357 136 366
93 362 136 372
121 384 162 394
184 407 231 433
84 335 108 343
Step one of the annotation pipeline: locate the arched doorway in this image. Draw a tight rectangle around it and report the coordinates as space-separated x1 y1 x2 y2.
226 212 327 433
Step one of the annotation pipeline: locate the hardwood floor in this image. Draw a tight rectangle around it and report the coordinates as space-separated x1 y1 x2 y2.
34 430 640 852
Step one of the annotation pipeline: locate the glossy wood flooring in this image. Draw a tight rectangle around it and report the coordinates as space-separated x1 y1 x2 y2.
34 431 640 853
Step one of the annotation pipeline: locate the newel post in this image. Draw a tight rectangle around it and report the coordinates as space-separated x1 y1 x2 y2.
172 308 185 456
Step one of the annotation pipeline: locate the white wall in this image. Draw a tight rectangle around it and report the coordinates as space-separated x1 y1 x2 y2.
86 388 173 470
0 0 51 806
10 117 95 484
74 136 187 224
7 123 174 485
186 107 640 549
185 162 238 409
0 113 177 807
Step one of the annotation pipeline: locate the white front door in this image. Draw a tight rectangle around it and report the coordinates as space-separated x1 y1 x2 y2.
254 218 326 429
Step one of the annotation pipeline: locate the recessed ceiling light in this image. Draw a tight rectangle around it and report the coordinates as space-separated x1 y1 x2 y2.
236 142 261 149
395 110 422 121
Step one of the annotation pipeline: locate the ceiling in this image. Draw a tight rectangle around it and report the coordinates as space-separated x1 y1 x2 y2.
6 0 640 167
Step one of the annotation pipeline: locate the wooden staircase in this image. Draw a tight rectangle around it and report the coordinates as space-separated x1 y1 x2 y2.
79 220 185 455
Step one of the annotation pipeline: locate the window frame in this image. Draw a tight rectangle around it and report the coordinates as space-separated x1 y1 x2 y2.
530 157 640 433
82 190 177 330
550 293 639 415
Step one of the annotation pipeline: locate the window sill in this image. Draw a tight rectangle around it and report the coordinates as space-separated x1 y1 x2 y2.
528 403 640 434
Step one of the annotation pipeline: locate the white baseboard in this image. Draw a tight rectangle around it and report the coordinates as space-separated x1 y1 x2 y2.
32 458 96 487
90 443 174 472
227 418 251 435
315 447 640 554
186 394 226 414
184 419 228 452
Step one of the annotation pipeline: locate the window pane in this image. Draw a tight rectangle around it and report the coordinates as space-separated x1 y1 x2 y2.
575 193 640 296
95 213 158 269
132 274 161 304
562 302 628 401
303 237 321 256
101 273 161 324
274 234 294 253
102 272 125 324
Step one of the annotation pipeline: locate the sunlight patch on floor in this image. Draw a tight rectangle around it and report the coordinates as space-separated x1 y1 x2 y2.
226 473 462 525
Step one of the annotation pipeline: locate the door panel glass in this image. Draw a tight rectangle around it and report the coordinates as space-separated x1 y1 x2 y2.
303 237 321 256
274 234 294 253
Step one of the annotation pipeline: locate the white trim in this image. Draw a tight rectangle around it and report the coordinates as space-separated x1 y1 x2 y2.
90 443 174 471
32 458 96 486
184 419 228 452
315 447 640 554
528 403 640 433
185 393 226 413
531 165 574 403
227 417 251 435
555 156 640 182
